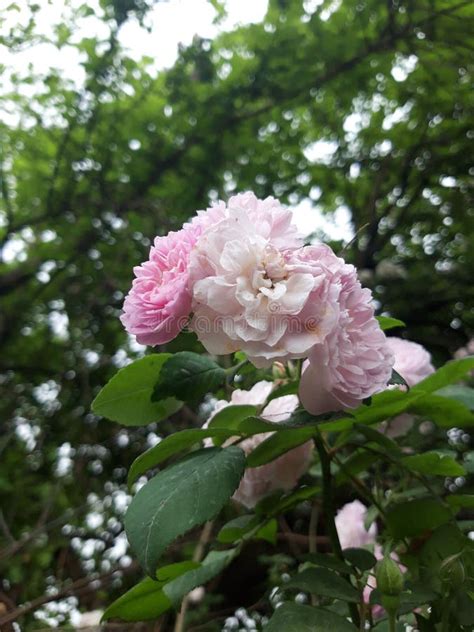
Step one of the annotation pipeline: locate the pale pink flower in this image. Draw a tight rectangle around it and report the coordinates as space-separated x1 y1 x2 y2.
335 501 404 618
120 199 227 346
299 255 393 415
122 192 301 348
189 217 340 367
205 382 313 508
335 500 377 550
384 337 435 437
454 338 474 360
121 228 198 345
387 337 435 387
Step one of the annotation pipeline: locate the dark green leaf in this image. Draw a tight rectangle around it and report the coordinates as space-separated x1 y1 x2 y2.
401 452 466 476
101 577 171 622
246 427 315 467
354 424 401 456
155 560 201 582
265 602 357 631
285 567 360 602
389 368 410 389
266 381 299 402
343 548 377 571
256 485 321 516
420 523 470 592
217 515 257 543
92 355 181 426
125 447 245 575
399 584 439 606
163 548 238 605
386 499 453 539
454 591 474 626
300 552 352 575
407 394 474 427
446 494 474 512
153 352 226 401
127 427 235 486
334 450 380 486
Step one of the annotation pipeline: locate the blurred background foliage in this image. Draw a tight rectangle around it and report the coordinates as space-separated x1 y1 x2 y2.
0 0 473 628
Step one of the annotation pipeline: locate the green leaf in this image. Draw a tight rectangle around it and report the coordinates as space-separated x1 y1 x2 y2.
257 485 321 516
127 427 236 486
163 548 238 605
217 515 257 543
454 591 474 626
101 577 172 622
420 523 469 592
399 584 439 606
389 368 410 389
155 560 201 581
334 450 380 486
255 518 278 545
285 567 360 602
412 357 474 394
300 552 352 575
246 427 315 467
386 498 453 539
407 394 474 427
125 447 245 575
376 316 405 331
265 602 357 631
343 548 377 571
353 389 421 425
401 452 466 477
436 385 474 410
153 352 226 401
207 405 258 432
266 381 299 402
446 495 474 512
354 424 401 457
92 355 182 426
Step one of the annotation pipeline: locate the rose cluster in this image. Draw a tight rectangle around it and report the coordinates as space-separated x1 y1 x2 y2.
121 192 394 414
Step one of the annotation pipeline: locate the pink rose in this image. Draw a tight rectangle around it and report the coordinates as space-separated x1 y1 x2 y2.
189 216 340 367
121 227 199 345
383 337 435 436
335 501 404 618
387 337 435 387
299 254 393 415
335 500 377 550
205 382 313 508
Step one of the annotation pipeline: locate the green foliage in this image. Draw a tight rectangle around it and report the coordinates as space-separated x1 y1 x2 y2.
1 0 474 628
386 499 453 539
265 602 358 631
153 352 227 401
401 451 466 477
102 576 173 622
124 446 245 575
376 316 406 331
92 354 182 425
285 567 360 602
163 548 238 604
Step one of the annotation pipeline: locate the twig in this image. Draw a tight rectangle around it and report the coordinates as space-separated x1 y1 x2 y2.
315 434 360 628
173 521 214 632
